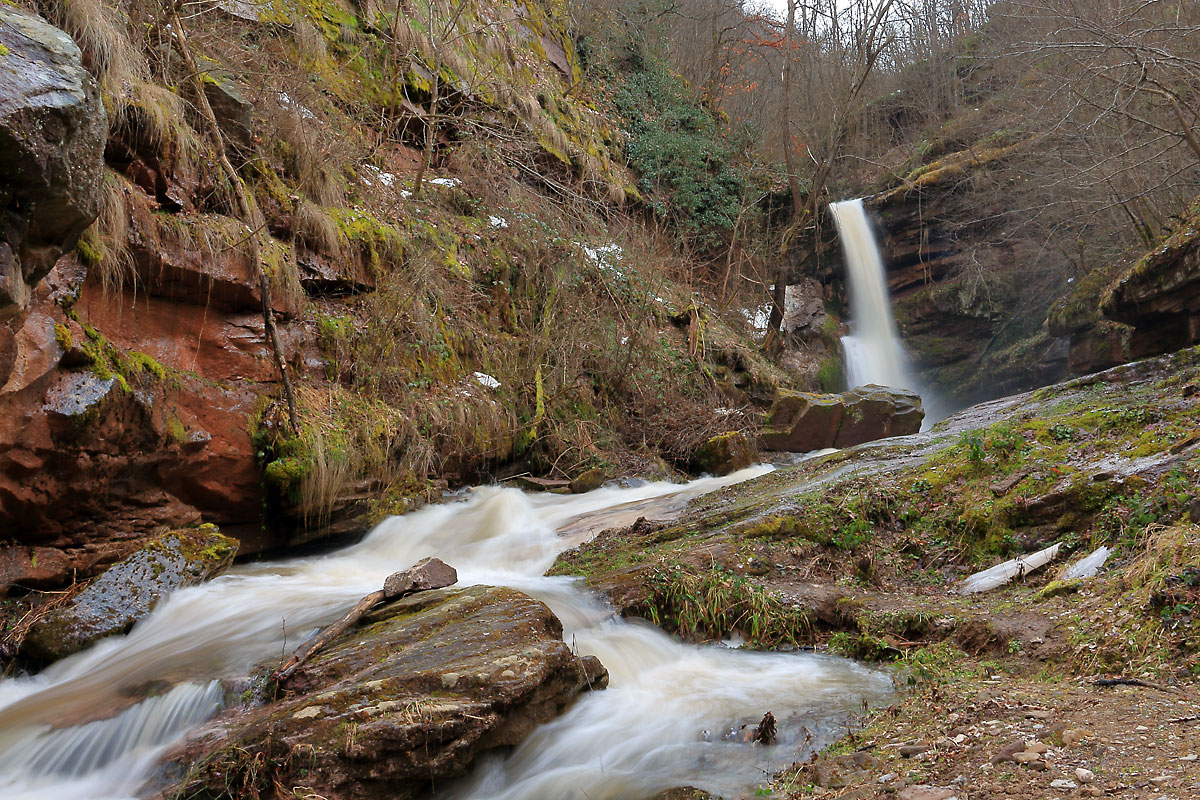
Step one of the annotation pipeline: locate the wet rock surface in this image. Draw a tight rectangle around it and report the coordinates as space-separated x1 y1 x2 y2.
761 384 924 452
22 525 237 661
0 7 106 321
164 585 607 800
692 430 757 476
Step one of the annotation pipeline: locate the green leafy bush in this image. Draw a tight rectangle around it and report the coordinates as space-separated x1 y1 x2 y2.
606 55 747 249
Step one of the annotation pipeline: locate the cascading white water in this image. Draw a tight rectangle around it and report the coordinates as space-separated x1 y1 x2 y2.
0 466 892 800
830 198 919 393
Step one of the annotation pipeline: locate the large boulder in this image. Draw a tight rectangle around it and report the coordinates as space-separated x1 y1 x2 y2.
22 525 238 662
164 585 608 800
761 385 924 452
0 7 107 321
693 430 757 476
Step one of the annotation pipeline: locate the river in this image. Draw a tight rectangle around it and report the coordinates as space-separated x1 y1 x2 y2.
0 466 892 799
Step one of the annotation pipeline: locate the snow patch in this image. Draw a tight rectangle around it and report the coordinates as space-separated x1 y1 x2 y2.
277 92 316 120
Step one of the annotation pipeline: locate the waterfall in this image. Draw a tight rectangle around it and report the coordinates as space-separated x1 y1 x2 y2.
829 198 919 392
0 465 892 800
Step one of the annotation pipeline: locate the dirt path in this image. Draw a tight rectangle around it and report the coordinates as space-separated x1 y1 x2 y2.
783 668 1200 799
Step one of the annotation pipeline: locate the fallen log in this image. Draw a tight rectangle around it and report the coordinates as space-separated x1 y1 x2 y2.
272 557 457 683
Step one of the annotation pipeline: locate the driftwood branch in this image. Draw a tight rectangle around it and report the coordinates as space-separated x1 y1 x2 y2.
272 557 457 683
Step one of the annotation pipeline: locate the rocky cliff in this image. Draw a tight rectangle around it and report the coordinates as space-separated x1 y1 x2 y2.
859 139 1072 408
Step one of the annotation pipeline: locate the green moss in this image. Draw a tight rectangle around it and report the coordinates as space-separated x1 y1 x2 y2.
54 323 73 351
829 630 899 662
75 237 103 267
328 206 404 276
127 351 167 380
816 356 842 392
1037 579 1080 600
166 415 187 444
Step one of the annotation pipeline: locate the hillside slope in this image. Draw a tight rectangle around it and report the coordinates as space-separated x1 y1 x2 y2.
0 0 785 587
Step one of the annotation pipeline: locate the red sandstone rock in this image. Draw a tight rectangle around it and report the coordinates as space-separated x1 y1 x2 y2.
761 385 924 452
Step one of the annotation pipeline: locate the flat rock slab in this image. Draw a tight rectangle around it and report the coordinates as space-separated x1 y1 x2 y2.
165 585 607 800
23 525 237 662
761 384 924 452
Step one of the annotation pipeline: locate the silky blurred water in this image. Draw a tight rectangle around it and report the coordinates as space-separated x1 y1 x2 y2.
0 464 891 799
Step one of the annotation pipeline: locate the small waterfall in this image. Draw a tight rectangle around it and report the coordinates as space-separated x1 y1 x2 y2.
829 198 918 392
830 198 947 426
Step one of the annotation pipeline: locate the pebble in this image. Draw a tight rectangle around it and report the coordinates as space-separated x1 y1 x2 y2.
1150 775 1171 785
1075 767 1095 784
1028 760 1049 771
1050 779 1078 791
1014 752 1042 764
1081 787 1104 797
1025 741 1049 754
1136 725 1150 732
1180 754 1198 762
1061 728 1090 746
897 786 958 800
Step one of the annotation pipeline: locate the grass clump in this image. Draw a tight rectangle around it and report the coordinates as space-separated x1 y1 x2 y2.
639 563 810 648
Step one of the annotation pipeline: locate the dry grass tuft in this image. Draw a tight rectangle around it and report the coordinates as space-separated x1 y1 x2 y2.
1121 522 1200 602
270 98 346 207
294 200 343 256
43 0 148 98
77 171 135 296
115 81 202 170
292 16 329 65
262 238 305 312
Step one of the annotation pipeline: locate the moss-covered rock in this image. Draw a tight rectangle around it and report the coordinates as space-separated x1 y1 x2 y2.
22 525 237 662
692 431 756 476
570 465 607 493
166 585 607 800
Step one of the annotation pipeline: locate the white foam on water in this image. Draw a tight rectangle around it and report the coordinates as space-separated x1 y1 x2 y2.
0 464 892 799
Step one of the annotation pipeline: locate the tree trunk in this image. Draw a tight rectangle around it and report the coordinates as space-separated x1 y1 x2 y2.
771 0 804 339
413 56 440 196
171 11 300 436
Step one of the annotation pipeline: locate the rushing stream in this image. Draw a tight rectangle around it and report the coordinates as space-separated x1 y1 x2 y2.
0 466 892 799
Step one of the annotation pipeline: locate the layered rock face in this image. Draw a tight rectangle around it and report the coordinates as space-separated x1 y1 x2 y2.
1048 197 1200 375
0 7 106 322
865 172 1071 406
1100 205 1200 354
0 11 299 576
164 585 608 800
